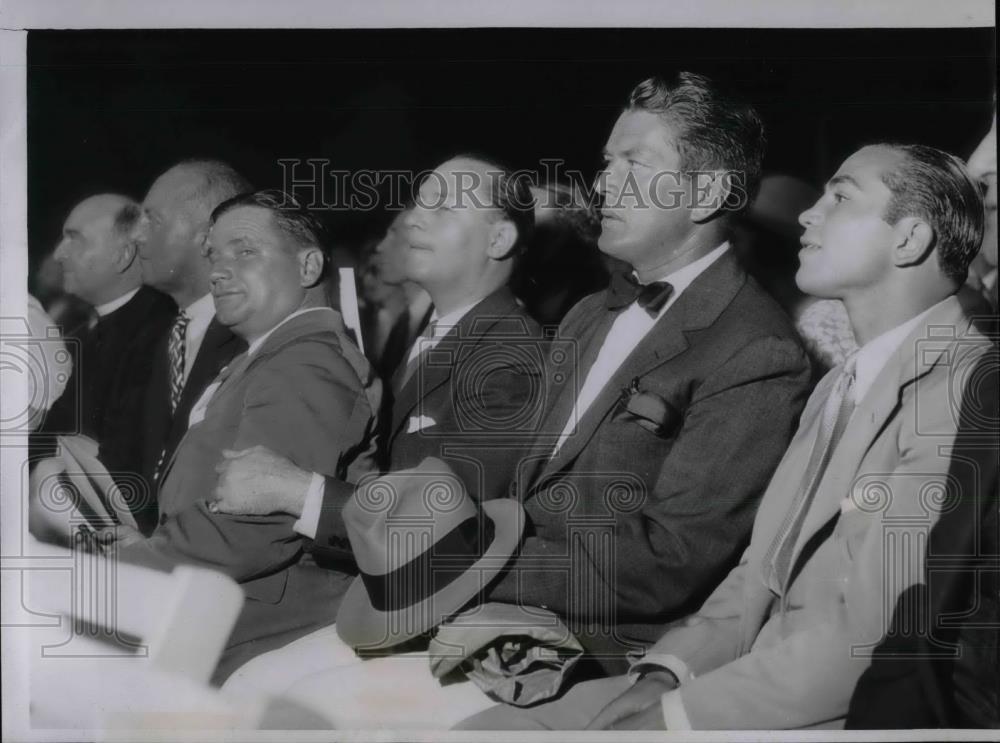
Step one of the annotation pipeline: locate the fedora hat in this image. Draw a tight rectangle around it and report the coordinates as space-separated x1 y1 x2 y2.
336 457 525 650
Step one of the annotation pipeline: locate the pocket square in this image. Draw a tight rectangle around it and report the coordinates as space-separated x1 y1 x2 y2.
614 386 681 437
407 415 437 434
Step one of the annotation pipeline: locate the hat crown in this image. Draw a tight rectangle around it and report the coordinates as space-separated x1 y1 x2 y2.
345 459 480 576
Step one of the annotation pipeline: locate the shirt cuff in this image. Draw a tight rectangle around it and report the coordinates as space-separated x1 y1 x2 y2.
292 472 325 539
661 689 692 730
626 652 695 686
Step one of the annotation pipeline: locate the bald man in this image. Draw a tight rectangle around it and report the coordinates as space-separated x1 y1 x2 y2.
34 194 175 531
132 160 251 510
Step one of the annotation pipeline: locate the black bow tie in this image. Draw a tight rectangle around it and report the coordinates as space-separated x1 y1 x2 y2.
606 272 675 316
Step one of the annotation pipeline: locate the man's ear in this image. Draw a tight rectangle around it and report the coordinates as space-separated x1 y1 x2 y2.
193 225 211 257
486 219 517 260
113 238 137 273
891 216 935 267
690 170 731 224
299 246 326 287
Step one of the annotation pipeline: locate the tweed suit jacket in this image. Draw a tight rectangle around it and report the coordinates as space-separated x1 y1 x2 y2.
486 250 813 672
640 295 995 729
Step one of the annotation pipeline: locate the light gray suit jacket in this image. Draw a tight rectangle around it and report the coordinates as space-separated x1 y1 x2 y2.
642 295 994 729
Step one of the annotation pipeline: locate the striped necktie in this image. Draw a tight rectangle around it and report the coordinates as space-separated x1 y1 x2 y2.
770 352 858 589
167 310 190 413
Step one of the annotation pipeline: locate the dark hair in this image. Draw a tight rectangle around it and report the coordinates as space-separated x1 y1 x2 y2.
175 158 253 215
626 72 766 214
451 153 536 259
877 143 985 284
210 189 331 261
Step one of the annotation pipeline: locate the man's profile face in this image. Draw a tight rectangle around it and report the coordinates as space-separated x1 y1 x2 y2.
133 166 205 293
795 146 901 299
53 198 121 305
404 158 502 291
968 113 997 267
205 205 307 342
597 109 692 271
374 209 413 286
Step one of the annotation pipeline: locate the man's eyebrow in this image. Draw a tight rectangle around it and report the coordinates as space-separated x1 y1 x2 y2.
62 228 81 238
827 174 862 190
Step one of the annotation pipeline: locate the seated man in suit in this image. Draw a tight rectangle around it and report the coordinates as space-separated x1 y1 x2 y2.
100 189 381 685
132 159 251 530
31 194 175 534
213 155 545 695
460 143 994 730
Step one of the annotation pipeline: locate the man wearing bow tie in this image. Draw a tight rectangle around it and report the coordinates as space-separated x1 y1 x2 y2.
476 72 812 675
102 190 381 684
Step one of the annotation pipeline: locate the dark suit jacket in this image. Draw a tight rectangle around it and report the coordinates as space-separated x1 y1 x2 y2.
311 286 544 553
118 308 381 684
34 286 176 519
140 315 245 533
485 250 813 672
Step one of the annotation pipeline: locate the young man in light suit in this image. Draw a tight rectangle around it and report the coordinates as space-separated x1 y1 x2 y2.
461 142 994 730
100 190 381 684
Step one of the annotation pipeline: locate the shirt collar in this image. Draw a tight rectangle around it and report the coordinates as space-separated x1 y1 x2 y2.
94 287 140 317
183 292 217 322
853 299 943 403
639 242 730 299
428 298 482 335
246 306 333 358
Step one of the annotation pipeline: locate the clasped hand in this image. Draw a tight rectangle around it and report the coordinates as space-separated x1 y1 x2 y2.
211 445 311 517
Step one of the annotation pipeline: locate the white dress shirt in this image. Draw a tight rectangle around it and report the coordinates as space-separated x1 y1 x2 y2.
403 299 479 366
180 292 217 383
652 297 947 730
550 242 730 456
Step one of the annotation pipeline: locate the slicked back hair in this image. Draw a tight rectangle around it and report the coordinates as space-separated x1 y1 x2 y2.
876 143 985 284
210 189 331 263
452 153 536 259
626 72 766 214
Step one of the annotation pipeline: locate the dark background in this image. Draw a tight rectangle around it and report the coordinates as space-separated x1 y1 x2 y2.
27 27 996 283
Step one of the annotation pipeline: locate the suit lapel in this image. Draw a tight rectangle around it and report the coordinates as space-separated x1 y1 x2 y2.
533 251 747 486
785 296 971 584
159 309 343 485
389 288 520 439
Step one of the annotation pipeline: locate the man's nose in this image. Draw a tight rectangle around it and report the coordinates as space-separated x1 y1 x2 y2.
53 240 68 262
404 208 425 231
596 165 622 203
798 201 822 228
210 259 234 284
131 217 150 249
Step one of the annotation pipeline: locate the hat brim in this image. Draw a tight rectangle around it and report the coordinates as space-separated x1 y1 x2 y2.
335 498 524 650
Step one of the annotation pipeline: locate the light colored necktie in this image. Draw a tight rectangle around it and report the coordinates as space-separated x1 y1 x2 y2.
770 352 858 588
167 310 190 413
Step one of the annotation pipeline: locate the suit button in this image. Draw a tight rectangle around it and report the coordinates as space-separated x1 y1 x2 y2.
159 514 168 526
